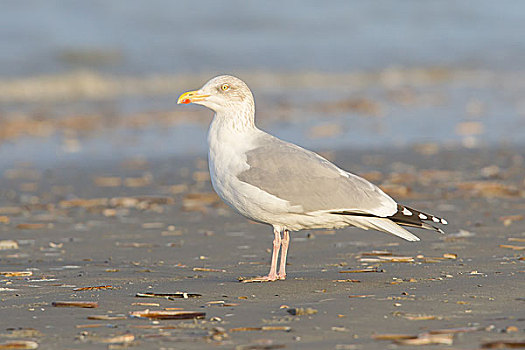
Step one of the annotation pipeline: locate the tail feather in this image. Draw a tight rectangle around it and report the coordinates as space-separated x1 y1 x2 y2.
345 216 420 242
330 204 447 240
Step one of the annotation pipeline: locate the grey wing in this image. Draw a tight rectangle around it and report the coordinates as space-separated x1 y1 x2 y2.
237 136 397 217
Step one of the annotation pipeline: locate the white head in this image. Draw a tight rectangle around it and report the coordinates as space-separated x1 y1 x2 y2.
178 75 255 119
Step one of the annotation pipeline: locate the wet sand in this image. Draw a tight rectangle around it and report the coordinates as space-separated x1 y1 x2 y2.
0 145 523 349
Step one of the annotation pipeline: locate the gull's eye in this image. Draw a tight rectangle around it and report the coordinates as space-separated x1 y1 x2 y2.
221 83 230 91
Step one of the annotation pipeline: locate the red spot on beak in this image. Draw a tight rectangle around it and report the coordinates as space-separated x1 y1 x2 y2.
181 99 191 104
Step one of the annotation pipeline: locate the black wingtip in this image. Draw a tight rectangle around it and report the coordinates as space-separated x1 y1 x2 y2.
389 204 448 233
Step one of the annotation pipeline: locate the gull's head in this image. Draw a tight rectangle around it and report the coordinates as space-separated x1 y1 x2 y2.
177 75 254 115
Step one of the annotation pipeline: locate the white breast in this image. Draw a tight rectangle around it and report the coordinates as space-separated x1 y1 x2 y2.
207 116 295 224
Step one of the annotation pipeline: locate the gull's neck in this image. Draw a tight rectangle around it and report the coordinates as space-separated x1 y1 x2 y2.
212 102 256 133
207 100 262 161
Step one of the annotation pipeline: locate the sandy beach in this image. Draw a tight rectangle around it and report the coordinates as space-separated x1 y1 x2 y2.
1 2 525 348
1 145 523 349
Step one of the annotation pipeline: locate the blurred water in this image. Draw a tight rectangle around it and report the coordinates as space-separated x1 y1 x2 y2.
1 1 525 77
0 1 524 168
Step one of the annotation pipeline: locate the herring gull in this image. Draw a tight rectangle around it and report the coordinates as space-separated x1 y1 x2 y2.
178 75 447 282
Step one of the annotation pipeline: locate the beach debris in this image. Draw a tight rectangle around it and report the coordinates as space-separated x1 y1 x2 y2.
0 341 39 349
287 307 317 316
509 237 525 242
0 240 18 250
481 340 525 348
129 310 205 320
74 285 114 291
192 170 210 182
499 244 525 251
451 229 476 237
52 301 99 308
348 295 374 298
333 279 361 283
480 164 501 178
499 214 524 226
374 326 488 346
16 223 47 230
87 315 126 320
99 333 135 344
413 143 440 156
456 181 521 198
394 312 439 320
372 333 414 341
429 326 485 334
49 265 81 271
378 256 414 263
206 300 239 307
396 333 454 346
101 208 118 217
169 184 189 194
132 302 160 307
116 242 157 248
193 267 226 272
124 173 152 187
235 338 286 350
59 198 109 208
360 250 392 256
135 292 201 299
4 168 41 180
0 271 32 277
141 222 165 229
331 327 349 332
356 250 414 263
339 268 383 273
373 332 453 346
0 206 23 215
334 344 359 350
59 196 173 210
93 176 122 187
0 216 9 224
230 326 291 332
209 327 229 341
0 329 42 338
455 121 484 136
75 324 108 329
129 325 181 329
129 196 174 206
416 254 454 263
182 192 221 212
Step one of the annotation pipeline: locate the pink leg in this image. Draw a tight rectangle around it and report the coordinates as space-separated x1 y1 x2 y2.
266 226 281 280
277 229 290 280
242 226 282 283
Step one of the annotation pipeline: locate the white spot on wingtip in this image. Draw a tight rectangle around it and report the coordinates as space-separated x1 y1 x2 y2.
418 213 427 220
441 218 448 225
402 208 413 216
432 217 440 223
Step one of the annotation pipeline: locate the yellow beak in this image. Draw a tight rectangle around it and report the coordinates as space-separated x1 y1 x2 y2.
177 90 210 104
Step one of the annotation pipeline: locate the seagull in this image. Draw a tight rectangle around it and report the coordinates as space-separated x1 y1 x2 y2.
178 75 447 282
